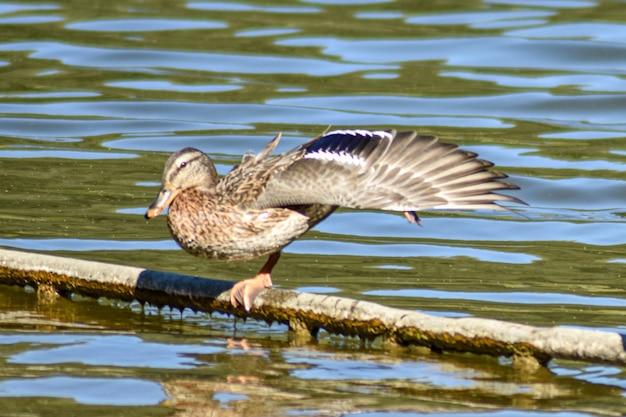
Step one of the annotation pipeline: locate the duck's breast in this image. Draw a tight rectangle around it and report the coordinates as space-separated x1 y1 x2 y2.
167 195 310 262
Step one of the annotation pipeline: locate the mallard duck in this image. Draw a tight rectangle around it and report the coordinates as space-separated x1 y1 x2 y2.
145 129 524 310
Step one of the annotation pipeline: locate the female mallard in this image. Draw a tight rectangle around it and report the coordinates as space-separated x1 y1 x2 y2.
145 129 524 310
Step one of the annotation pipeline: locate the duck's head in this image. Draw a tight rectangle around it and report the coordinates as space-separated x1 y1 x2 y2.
145 147 218 219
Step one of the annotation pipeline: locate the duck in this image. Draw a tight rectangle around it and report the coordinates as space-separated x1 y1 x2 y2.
145 129 525 311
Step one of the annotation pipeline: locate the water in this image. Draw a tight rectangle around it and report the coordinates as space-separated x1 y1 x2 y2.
0 0 625 415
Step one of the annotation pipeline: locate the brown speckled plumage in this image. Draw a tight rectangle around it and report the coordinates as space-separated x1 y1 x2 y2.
145 129 525 310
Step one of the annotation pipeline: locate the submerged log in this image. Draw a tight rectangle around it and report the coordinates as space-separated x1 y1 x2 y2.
0 247 624 367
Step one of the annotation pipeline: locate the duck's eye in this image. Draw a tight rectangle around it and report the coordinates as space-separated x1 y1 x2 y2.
179 161 187 169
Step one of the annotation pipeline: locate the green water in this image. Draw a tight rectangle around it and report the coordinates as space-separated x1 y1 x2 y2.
0 0 625 415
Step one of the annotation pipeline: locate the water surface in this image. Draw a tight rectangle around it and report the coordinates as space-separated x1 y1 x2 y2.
0 0 625 415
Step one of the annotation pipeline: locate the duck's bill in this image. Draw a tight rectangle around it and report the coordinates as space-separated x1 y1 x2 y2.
145 188 180 219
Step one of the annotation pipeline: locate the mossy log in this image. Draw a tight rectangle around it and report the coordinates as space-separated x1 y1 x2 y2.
0 247 624 367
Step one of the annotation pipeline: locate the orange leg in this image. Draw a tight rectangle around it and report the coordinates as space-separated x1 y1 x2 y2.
230 252 281 311
403 211 422 226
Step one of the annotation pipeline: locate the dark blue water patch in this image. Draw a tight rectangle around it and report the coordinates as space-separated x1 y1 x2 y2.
0 3 58 13
355 11 404 20
5 334 223 369
0 41 395 76
364 289 626 307
0 91 99 98
362 72 399 79
187 2 321 13
0 238 178 251
501 176 626 210
373 264 413 270
288 240 538 264
462 144 626 171
0 333 91 345
0 376 166 406
276 87 307 93
441 71 626 92
0 150 136 159
106 80 242 93
276 35 626 75
592 325 626 334
213 392 249 407
267 93 626 126
0 15 64 24
313 212 626 246
66 18 227 32
295 286 341 294
540 131 626 139
134 202 163 218
120 207 155 215
0 116 246 139
551 363 626 391
507 22 626 43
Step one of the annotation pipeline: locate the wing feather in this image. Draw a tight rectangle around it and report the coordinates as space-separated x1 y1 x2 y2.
254 129 524 212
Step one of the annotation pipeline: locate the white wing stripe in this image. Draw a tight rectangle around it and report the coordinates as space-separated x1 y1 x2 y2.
304 149 366 167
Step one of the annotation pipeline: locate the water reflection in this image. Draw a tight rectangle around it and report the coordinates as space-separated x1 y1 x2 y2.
0 376 165 406
1 0 626 415
5 334 223 368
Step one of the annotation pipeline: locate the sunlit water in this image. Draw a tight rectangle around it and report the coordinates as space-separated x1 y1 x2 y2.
0 0 625 415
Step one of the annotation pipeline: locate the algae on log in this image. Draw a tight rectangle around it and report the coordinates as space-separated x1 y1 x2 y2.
0 247 624 367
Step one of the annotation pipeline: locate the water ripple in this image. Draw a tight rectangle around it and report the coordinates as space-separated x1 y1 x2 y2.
7 334 222 369
267 93 626 126
0 101 510 130
405 10 554 27
277 36 626 74
365 289 626 307
187 1 321 13
66 18 227 32
0 41 395 76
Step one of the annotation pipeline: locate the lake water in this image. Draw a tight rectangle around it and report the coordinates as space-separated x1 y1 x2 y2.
0 0 625 415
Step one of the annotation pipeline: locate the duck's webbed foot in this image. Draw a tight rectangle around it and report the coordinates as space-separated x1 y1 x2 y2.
230 252 280 311
230 273 273 311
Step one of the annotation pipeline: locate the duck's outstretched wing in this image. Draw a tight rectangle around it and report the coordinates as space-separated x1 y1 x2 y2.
255 129 525 212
